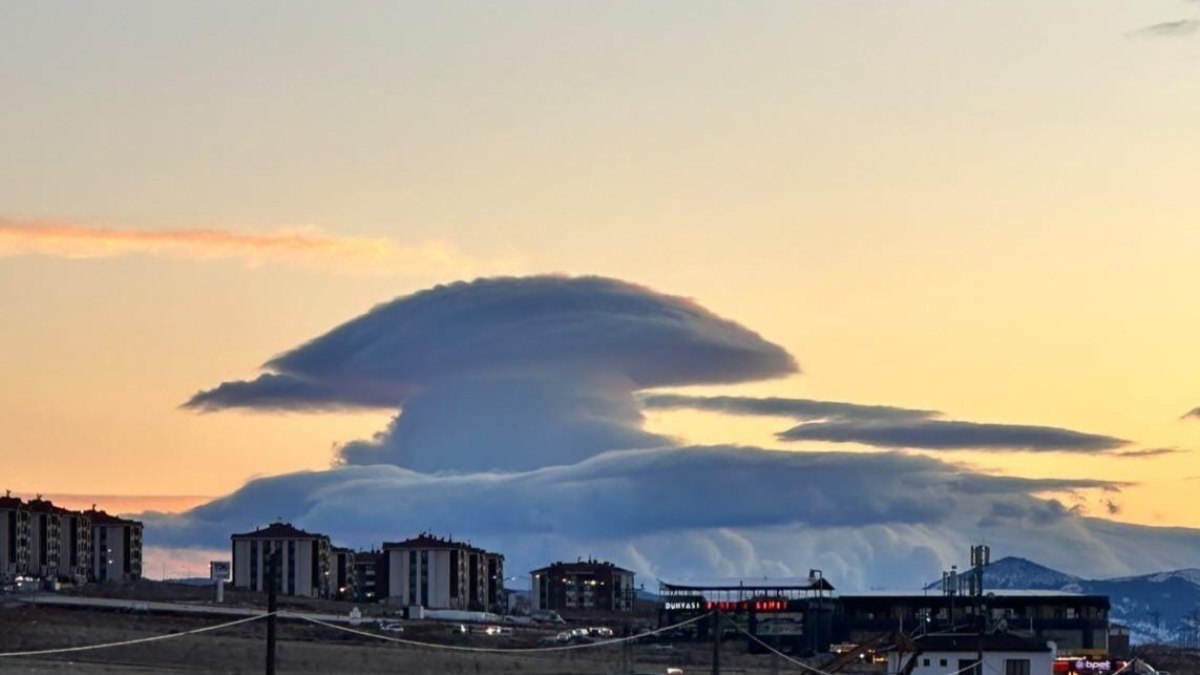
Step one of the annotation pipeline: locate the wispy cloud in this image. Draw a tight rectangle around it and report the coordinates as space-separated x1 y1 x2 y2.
1129 19 1200 38
1111 447 1186 459
0 217 516 276
645 393 1127 454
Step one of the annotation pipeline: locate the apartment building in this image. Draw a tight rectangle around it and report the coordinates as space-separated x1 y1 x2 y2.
231 522 332 598
56 508 92 583
0 493 30 582
331 546 357 601
86 508 143 582
531 559 637 613
353 549 387 602
383 533 505 611
25 498 62 581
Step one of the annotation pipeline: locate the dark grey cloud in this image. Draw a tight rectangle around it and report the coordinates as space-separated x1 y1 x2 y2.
778 419 1127 453
1129 19 1200 38
641 393 937 423
184 276 796 472
187 276 797 410
1112 447 1186 459
643 394 1125 454
187 373 399 412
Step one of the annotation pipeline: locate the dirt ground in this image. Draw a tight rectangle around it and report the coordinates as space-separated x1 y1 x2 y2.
0 603 864 674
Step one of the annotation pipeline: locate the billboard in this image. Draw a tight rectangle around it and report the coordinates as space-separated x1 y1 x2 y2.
210 561 231 581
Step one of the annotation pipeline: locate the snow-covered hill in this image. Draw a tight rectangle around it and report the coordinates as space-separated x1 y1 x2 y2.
928 557 1200 645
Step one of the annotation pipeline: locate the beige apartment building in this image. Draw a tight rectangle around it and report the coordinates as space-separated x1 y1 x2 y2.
86 508 143 582
231 522 332 598
384 533 504 612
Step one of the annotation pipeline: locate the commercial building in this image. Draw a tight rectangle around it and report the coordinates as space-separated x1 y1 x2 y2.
531 559 637 613
383 533 504 611
658 574 836 653
86 508 143 582
835 591 1112 657
230 522 332 598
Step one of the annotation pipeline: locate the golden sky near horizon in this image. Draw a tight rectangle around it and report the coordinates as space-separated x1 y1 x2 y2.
1 1 1198 529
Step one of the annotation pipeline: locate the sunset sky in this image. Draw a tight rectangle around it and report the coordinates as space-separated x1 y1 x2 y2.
2 1 1199 581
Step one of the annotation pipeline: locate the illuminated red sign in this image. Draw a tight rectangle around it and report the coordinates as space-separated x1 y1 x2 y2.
1053 658 1125 675
702 599 791 613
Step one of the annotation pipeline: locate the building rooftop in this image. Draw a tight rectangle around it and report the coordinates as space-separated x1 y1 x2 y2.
84 508 142 526
531 559 636 576
660 576 835 594
230 521 325 540
898 632 1053 654
382 532 489 552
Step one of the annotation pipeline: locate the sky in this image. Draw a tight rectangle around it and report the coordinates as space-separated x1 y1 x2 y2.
2 0 1199 584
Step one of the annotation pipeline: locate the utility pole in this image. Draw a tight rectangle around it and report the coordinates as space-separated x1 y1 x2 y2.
266 547 280 675
711 609 722 675
970 545 990 675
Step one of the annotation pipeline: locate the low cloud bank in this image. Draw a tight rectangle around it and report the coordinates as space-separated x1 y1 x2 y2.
143 444 1182 588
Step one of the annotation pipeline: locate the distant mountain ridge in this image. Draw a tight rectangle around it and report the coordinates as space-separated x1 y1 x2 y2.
925 556 1200 645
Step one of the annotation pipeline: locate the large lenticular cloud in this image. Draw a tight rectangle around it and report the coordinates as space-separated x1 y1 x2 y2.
186 276 797 472
162 275 1200 587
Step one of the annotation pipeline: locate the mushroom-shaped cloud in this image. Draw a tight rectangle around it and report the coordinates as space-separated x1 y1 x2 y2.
186 275 798 472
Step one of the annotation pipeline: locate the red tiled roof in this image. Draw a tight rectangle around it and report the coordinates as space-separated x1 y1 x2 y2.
230 522 328 540
85 508 142 526
382 533 492 552
26 498 72 515
530 560 636 576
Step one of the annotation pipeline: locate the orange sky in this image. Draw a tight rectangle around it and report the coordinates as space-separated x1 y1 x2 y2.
1 0 1198 530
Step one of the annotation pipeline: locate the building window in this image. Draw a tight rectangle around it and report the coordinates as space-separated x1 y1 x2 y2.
939 659 948 667
1005 659 1031 675
287 541 296 595
922 658 930 667
250 542 259 591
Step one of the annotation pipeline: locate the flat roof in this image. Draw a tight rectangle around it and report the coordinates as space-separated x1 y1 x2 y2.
660 577 835 593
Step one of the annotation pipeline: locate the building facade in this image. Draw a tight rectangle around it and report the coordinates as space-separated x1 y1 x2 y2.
383 534 504 611
353 549 387 602
231 522 332 598
86 508 143 583
531 559 637 613
331 547 357 601
888 633 1055 675
0 493 31 582
836 592 1112 657
25 498 62 581
56 508 92 584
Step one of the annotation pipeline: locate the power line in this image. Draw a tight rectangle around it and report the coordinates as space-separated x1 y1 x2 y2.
301 611 712 654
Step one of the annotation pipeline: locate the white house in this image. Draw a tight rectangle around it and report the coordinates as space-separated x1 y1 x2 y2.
888 633 1055 675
